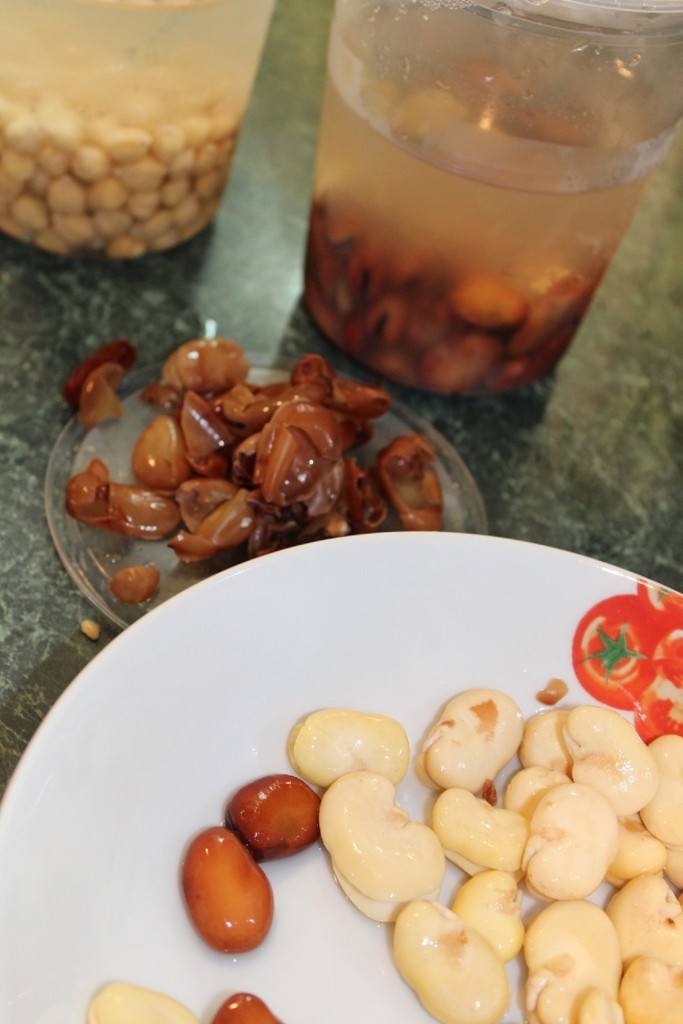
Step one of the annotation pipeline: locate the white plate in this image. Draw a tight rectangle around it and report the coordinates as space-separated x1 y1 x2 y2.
44 357 487 630
0 532 681 1024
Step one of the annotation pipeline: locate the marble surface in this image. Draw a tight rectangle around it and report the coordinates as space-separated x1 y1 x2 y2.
1 0 682 798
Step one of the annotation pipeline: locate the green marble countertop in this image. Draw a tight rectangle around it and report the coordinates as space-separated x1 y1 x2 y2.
1 0 682 799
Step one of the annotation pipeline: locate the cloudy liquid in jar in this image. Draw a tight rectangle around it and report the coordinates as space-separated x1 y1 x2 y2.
0 0 274 258
304 6 671 394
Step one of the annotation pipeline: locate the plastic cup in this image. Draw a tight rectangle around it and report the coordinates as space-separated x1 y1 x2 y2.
0 0 275 259
303 0 683 394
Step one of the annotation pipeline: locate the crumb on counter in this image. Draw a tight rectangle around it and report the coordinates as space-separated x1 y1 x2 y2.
80 619 101 642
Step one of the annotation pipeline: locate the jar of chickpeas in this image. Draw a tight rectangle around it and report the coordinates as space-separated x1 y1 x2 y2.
0 0 275 258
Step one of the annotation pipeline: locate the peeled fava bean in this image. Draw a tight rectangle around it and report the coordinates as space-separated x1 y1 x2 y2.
606 872 683 967
87 982 199 1024
394 899 511 1024
181 825 273 953
524 900 622 1024
432 787 528 875
640 734 683 848
417 688 524 792
210 992 283 1024
522 781 618 900
319 770 445 921
606 815 667 887
519 709 572 775
666 845 683 889
619 956 683 1024
563 705 659 816
503 765 569 820
451 870 524 963
226 773 320 861
576 987 625 1024
287 707 410 786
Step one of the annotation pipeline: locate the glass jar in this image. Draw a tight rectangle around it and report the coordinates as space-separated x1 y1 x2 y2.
304 0 683 394
0 0 275 258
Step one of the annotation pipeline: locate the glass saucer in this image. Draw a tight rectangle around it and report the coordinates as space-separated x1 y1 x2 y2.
45 355 487 629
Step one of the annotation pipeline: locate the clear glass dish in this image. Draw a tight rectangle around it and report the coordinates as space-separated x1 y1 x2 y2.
45 355 488 629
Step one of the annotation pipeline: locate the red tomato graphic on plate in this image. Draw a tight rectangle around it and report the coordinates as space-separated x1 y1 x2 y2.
572 593 659 709
573 580 683 742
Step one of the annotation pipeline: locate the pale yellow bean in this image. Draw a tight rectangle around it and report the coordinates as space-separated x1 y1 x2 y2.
5 113 43 155
519 709 572 775
2 149 35 183
11 194 48 232
37 144 70 177
289 708 410 787
46 174 86 215
619 956 683 1024
606 815 667 887
577 987 625 1024
153 123 187 162
319 770 445 910
503 765 569 819
525 900 622 1024
52 212 96 247
640 734 683 848
128 190 161 220
451 870 524 962
115 155 166 191
417 688 524 792
432 787 528 874
87 981 198 1024
103 125 153 164
606 872 683 967
72 144 111 183
93 209 132 240
131 209 173 242
88 176 128 212
161 176 191 208
564 705 659 816
523 782 618 901
106 234 146 259
394 900 511 1024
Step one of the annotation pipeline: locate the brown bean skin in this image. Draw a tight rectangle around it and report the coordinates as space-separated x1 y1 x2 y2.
181 826 273 953
210 992 283 1024
62 338 136 405
226 774 321 862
